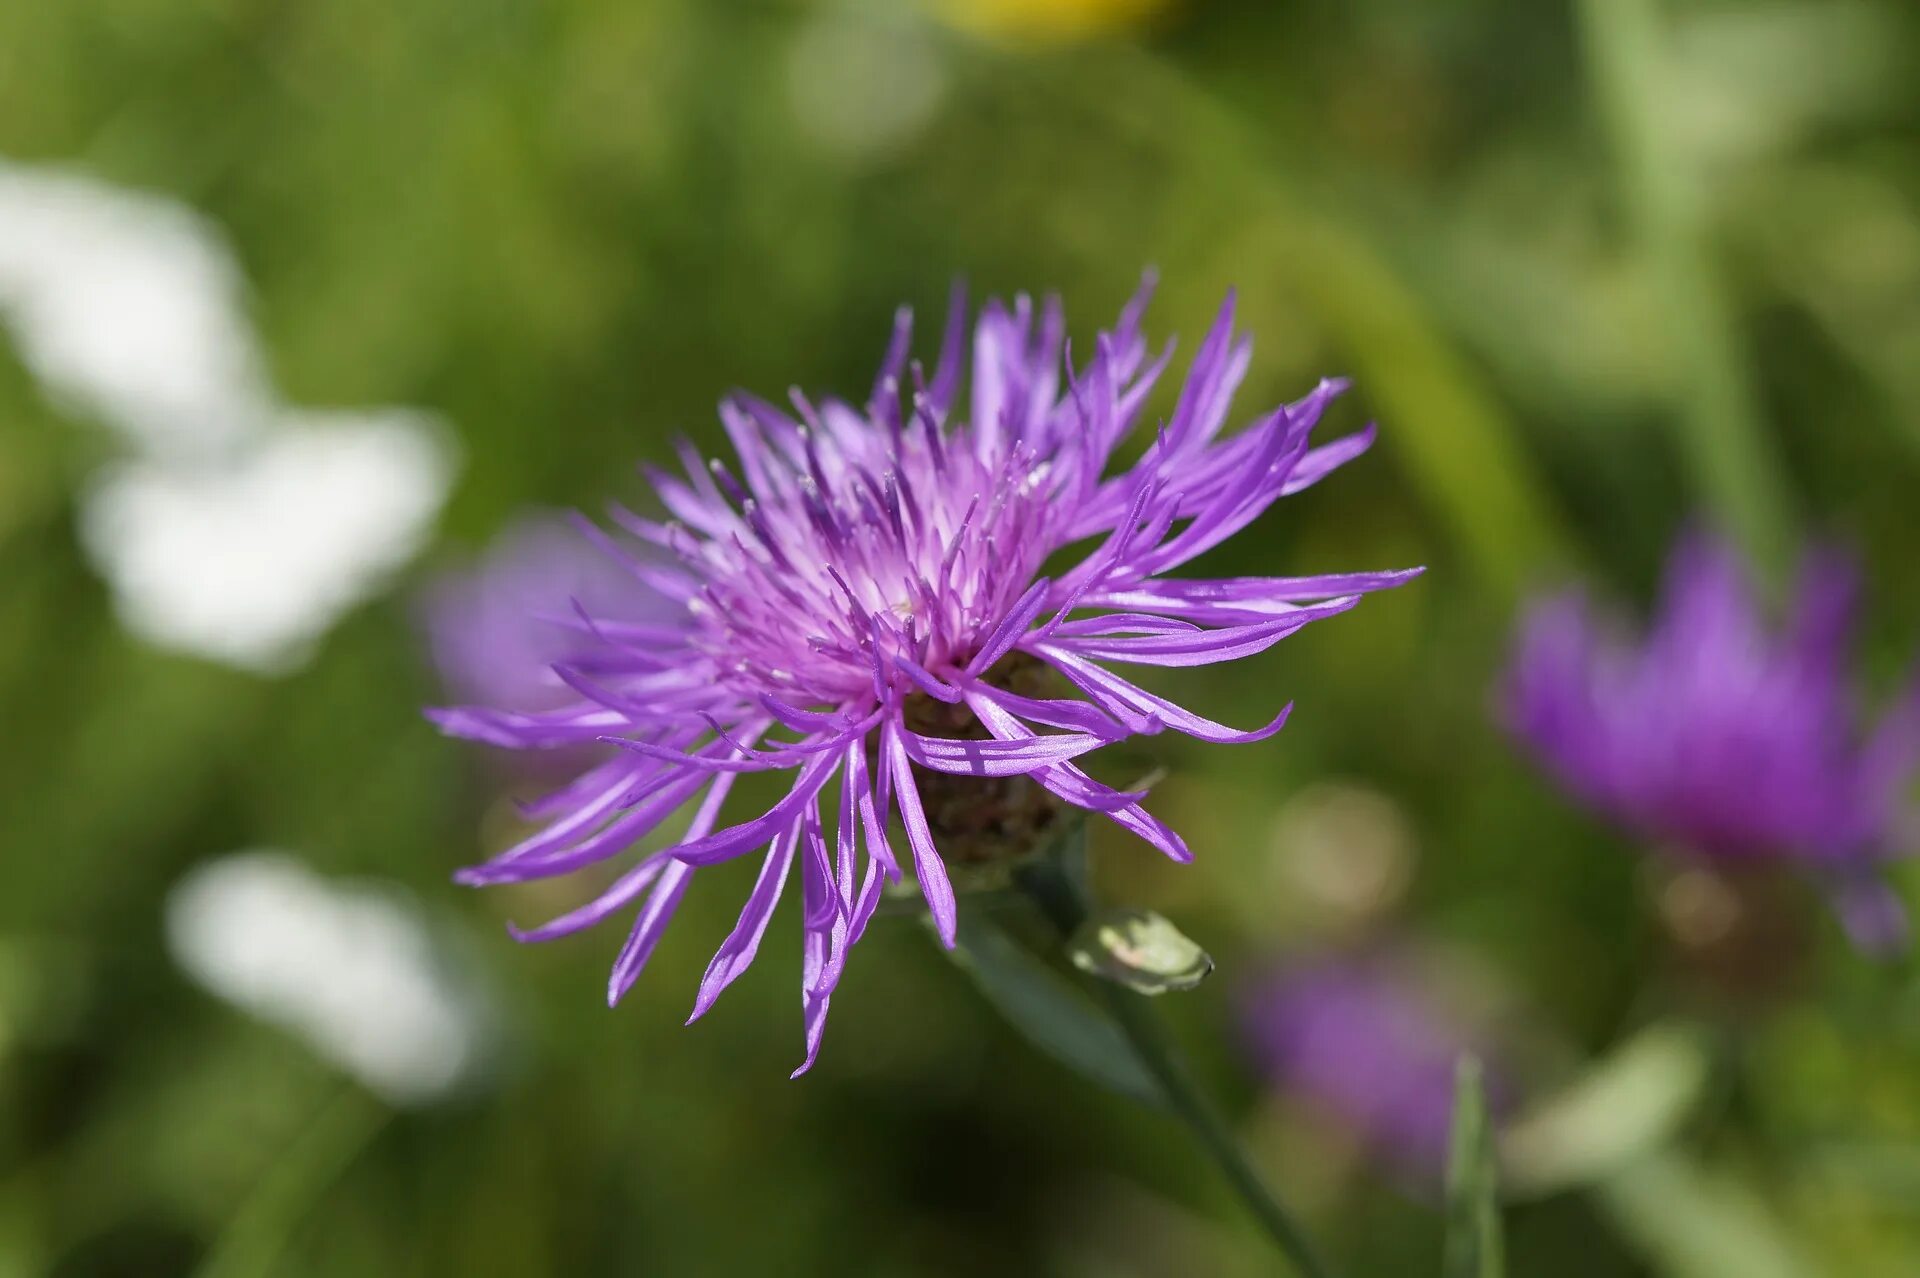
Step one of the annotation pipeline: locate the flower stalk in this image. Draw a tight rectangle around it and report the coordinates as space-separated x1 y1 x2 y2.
1014 852 1336 1278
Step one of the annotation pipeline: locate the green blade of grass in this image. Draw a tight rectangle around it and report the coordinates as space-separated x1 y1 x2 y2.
1445 1056 1505 1278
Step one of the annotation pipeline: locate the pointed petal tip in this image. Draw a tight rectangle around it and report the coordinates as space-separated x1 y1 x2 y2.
424 705 510 744
919 863 960 946
607 963 638 1007
1232 701 1294 746
685 985 720 1025
791 1005 833 1078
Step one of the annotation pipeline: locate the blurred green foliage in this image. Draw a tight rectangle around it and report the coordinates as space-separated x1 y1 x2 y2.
3 0 1920 1275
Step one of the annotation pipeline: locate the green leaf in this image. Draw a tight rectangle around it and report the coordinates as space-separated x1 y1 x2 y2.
1444 1056 1505 1278
945 908 1164 1108
1067 908 1215 996
1593 1151 1820 1278
1502 1021 1711 1198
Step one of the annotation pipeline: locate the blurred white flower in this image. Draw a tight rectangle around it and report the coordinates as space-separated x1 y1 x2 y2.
81 413 454 674
0 165 269 460
166 851 493 1107
0 160 456 673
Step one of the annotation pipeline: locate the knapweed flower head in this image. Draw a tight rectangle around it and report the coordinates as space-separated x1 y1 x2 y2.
1505 533 1920 952
1240 954 1512 1181
431 277 1419 1072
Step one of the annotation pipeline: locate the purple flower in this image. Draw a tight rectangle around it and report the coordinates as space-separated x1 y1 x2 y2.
1240 955 1509 1180
430 278 1418 1072
1505 534 1920 952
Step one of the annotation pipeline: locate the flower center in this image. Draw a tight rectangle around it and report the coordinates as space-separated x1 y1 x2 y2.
897 652 1068 867
686 421 1061 707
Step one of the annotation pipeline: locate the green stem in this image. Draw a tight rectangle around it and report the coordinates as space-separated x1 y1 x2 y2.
194 1085 389 1278
1575 0 1794 576
1016 860 1336 1278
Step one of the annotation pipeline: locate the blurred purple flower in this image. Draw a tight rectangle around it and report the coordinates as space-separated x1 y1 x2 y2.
430 278 1418 1072
424 514 660 714
1505 534 1920 953
1241 955 1508 1180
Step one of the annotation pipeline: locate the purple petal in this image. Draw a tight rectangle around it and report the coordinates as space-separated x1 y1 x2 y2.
688 824 800 1022
964 577 1052 677
509 856 669 943
667 750 842 868
883 723 958 946
900 728 1107 777
1088 568 1424 620
955 681 1124 736
1043 599 1356 668
1282 425 1376 495
1037 646 1294 744
963 691 1190 861
608 860 695 1005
